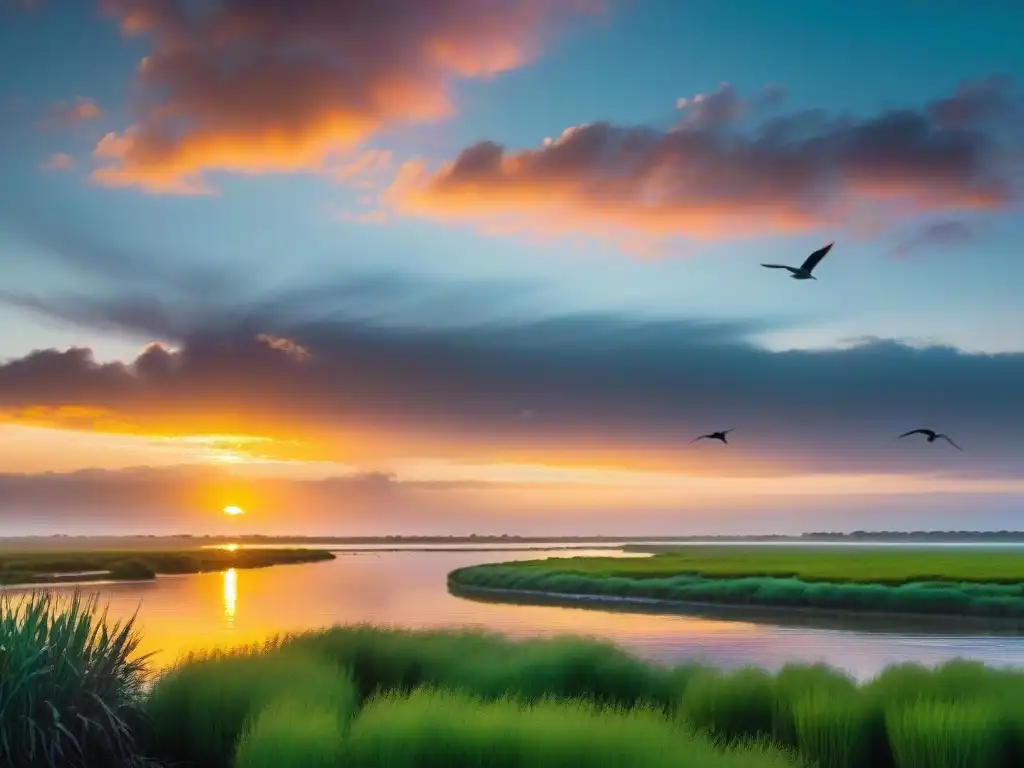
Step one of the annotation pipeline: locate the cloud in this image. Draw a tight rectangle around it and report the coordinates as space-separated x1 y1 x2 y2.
674 83 785 129
387 78 1023 243
891 220 975 258
48 96 102 124
927 76 1018 128
90 0 602 194
41 152 74 171
0 279 1022 479
0 465 486 535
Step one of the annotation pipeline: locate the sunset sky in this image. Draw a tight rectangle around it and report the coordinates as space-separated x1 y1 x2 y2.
1 0 1023 535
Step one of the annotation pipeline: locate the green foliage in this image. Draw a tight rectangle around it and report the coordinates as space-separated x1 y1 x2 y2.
234 696 347 768
143 644 356 767
885 698 1005 768
0 591 151 768
284 623 677 709
678 667 777 741
489 546 1024 584
791 689 873 768
450 546 1024 620
0 548 334 585
342 687 801 768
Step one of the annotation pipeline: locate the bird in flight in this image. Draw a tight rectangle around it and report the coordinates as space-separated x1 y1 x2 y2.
897 429 963 451
690 428 737 444
761 242 834 280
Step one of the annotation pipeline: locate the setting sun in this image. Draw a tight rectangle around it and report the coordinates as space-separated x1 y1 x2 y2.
223 505 245 516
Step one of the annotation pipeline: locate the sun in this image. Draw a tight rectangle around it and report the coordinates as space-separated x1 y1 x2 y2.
223 505 245 516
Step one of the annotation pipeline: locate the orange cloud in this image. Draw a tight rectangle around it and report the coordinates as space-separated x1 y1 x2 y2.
91 0 601 194
386 80 1020 243
41 152 74 171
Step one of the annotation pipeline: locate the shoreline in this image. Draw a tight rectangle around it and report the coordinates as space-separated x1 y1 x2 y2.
447 579 1024 635
0 548 335 589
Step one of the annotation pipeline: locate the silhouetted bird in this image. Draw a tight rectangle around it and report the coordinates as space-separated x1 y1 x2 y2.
761 242 834 280
690 428 736 444
898 429 963 451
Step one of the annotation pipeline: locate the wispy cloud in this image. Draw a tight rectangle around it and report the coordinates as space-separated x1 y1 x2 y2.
47 96 102 124
40 152 74 171
891 220 975 258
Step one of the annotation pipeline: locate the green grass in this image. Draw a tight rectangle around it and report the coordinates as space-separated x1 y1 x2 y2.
283 623 675 707
135 624 1024 768
0 548 334 585
142 643 357 767
234 695 348 768
885 698 1005 768
449 547 1024 620
342 688 801 768
0 591 152 768
491 547 1024 584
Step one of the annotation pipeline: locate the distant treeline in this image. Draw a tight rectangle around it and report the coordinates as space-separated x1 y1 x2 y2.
801 531 1024 541
8 531 1024 545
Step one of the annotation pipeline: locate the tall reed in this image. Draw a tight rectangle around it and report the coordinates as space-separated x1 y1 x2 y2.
0 590 151 768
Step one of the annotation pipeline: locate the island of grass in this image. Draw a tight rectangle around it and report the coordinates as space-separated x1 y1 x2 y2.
0 547 335 586
448 546 1024 623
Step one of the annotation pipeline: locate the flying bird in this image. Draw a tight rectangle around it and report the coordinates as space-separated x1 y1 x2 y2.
761 242 834 280
897 429 963 451
690 428 736 445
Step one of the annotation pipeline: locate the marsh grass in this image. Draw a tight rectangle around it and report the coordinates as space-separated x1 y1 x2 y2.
0 548 334 585
885 698 1004 768
791 689 873 768
451 557 1024 619
140 624 1024 768
234 695 347 768
285 624 675 708
678 667 777 741
143 643 356 767
492 547 1024 584
0 591 151 768
343 688 801 768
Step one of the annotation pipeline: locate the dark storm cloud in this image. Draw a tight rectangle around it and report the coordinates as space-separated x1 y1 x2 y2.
1 281 1022 477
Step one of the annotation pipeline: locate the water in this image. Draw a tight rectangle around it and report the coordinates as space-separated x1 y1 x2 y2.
10 546 1024 681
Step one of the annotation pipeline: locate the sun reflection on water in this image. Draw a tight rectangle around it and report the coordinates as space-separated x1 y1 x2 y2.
223 568 237 627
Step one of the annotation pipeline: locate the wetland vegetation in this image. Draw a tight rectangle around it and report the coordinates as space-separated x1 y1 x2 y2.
0 547 335 586
8 590 1024 767
449 546 1024 622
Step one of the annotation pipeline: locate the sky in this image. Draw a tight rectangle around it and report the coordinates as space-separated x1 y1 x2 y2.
0 0 1023 535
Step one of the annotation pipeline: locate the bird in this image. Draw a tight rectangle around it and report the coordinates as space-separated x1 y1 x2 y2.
897 429 963 451
761 242 835 280
690 428 737 444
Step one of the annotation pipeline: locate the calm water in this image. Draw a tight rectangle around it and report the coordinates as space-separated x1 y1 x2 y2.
11 546 1024 681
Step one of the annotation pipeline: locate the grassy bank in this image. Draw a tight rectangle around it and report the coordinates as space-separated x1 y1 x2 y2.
510 546 1024 584
0 547 335 586
10 593 1024 767
142 625 1024 768
448 547 1024 621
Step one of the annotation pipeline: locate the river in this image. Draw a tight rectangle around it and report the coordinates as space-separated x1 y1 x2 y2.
10 545 1024 681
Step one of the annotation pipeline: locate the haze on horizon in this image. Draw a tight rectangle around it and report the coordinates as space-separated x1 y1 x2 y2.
1 0 1022 537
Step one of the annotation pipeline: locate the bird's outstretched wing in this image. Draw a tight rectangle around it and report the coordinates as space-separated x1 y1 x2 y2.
801 242 834 273
939 434 964 451
689 435 710 443
723 427 738 434
898 429 932 439
761 264 794 270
